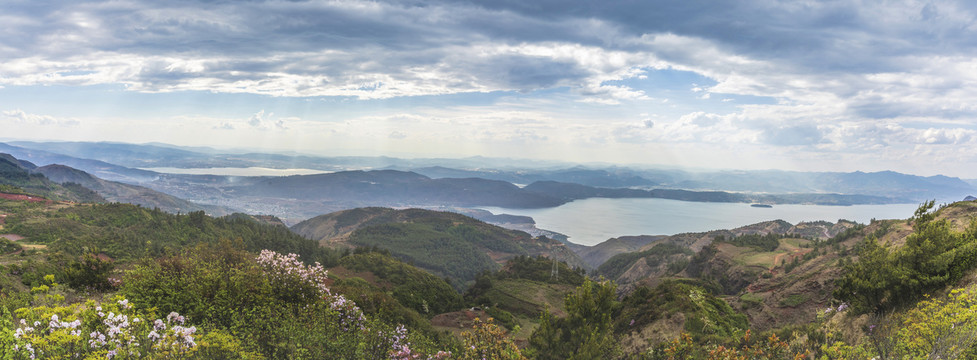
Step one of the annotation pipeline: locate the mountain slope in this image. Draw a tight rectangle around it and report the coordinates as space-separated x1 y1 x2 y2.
35 164 232 215
0 142 159 183
238 170 564 209
292 207 586 287
572 235 666 269
0 153 104 203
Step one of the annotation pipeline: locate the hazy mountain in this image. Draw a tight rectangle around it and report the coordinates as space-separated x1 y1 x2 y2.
411 166 658 188
7 141 974 206
35 164 233 216
655 169 976 202
236 170 565 209
0 142 159 183
0 154 105 203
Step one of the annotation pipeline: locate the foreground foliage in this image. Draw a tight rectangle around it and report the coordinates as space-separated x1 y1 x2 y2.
835 201 977 314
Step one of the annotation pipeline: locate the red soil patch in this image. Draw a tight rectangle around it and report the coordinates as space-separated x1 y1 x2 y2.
431 309 488 328
770 248 813 270
0 234 24 241
0 192 47 203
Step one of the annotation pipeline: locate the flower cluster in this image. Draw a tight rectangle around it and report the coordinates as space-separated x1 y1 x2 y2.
8 295 200 359
327 291 366 331
256 249 330 301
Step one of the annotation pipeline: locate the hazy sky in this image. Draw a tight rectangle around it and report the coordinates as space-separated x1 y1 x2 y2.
2 0 977 177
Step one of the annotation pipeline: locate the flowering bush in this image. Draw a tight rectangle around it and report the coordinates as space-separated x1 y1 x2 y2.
119 244 452 359
256 249 330 303
5 292 200 359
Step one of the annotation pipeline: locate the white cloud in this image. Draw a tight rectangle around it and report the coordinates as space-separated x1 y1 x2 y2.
1 109 80 126
3 0 977 176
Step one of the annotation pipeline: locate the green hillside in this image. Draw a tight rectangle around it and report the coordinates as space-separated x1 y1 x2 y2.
293 207 586 289
0 191 468 358
0 153 104 203
7 154 977 359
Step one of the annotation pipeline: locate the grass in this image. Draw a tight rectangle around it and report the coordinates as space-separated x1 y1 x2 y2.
478 278 574 318
779 294 809 307
739 292 764 306
722 238 814 269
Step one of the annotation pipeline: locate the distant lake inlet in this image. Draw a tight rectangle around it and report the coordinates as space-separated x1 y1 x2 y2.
480 198 921 246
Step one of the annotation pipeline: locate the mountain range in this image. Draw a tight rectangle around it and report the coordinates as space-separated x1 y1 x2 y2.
4 140 975 205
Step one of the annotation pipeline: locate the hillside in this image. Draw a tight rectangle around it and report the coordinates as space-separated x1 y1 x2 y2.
592 200 977 357
292 207 586 287
0 192 468 358
236 170 565 209
572 235 665 269
0 153 104 203
35 164 233 216
0 142 160 183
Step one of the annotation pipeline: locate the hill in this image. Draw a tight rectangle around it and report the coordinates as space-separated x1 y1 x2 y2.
291 207 586 288
35 164 232 216
236 170 565 209
0 142 160 183
0 153 104 203
572 235 665 269
594 219 858 289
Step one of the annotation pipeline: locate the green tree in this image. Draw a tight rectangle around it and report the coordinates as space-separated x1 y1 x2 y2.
460 318 526 360
527 278 621 359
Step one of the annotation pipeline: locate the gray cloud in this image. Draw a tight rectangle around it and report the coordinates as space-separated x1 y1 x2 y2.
3 0 977 161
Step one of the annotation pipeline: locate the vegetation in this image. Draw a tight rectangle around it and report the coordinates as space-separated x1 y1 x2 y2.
834 201 977 314
526 278 621 360
339 211 579 290
596 242 693 280
465 256 585 323
7 164 977 359
349 222 499 286
616 280 748 342
714 233 783 252
0 155 104 203
459 318 526 360
338 250 463 316
3 203 342 265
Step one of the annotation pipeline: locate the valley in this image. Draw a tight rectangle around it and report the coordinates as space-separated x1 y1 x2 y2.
3 146 977 358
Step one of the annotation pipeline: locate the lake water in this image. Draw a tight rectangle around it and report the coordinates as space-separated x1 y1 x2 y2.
480 198 921 246
140 167 331 176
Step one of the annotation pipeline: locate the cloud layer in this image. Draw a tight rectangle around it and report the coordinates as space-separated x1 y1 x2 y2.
2 0 977 176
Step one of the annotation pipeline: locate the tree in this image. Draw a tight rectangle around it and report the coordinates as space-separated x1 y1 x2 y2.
527 278 621 359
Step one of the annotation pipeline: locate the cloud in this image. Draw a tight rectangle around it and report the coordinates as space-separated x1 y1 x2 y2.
1 109 79 126
4 0 977 175
761 125 824 146
244 110 289 130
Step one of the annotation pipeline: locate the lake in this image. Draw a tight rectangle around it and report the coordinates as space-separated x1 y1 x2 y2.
480 198 921 246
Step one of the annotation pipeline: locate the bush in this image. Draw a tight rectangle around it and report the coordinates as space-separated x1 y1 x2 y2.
834 202 977 314
121 241 452 358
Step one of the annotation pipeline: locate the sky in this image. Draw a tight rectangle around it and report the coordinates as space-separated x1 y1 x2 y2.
2 0 977 178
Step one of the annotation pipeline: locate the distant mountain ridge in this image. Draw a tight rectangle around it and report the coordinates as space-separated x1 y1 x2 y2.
34 164 232 216
6 140 974 203
0 153 104 203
